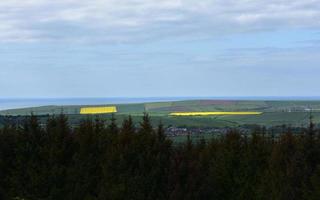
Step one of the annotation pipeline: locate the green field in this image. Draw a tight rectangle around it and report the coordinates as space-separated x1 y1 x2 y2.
1 100 319 127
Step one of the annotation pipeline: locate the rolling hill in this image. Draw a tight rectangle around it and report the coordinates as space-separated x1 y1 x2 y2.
1 100 319 127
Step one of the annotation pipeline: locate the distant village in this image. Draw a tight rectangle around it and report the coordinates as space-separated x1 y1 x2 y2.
165 126 251 136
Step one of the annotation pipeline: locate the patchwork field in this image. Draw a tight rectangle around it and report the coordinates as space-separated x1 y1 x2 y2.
1 100 320 127
169 111 262 116
80 106 117 114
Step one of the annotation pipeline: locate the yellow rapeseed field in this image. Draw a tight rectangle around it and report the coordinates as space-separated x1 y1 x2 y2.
80 106 117 114
169 112 262 116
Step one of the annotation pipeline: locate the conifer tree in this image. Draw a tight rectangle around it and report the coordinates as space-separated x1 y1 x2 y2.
261 133 306 200
120 115 135 135
45 114 74 199
0 118 19 199
71 119 101 200
107 114 118 134
139 112 153 134
157 121 165 141
306 166 320 200
13 114 47 199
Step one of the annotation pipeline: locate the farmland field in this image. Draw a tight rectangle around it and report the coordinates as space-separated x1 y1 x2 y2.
169 111 262 116
1 99 320 127
80 106 117 114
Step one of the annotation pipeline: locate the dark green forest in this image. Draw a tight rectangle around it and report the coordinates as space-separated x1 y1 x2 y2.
1 114 320 200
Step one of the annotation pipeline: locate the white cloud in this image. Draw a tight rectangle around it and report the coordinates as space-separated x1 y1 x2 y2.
0 0 319 42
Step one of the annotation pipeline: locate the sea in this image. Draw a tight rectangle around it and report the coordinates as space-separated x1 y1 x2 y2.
1 97 320 111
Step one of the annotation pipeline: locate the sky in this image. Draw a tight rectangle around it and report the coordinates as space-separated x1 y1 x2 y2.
0 0 320 98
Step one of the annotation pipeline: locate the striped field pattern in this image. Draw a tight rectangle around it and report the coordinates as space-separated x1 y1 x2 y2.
169 112 262 116
80 106 117 114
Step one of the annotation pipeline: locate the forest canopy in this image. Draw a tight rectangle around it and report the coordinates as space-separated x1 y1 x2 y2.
0 114 320 200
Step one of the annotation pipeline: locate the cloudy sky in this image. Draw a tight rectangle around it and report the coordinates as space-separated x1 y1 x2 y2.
0 0 320 98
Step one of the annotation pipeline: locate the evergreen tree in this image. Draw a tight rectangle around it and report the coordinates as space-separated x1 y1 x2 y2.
120 115 135 135
260 133 306 200
306 165 320 199
107 114 118 134
157 121 165 141
0 119 19 199
70 119 102 200
139 112 153 134
9 114 48 199
45 114 74 199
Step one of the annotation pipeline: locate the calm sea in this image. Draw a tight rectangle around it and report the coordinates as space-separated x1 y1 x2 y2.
1 97 320 111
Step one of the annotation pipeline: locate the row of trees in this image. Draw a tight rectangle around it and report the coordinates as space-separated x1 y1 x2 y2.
0 114 320 200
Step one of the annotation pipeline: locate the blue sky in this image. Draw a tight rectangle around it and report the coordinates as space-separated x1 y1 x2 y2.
0 0 320 98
